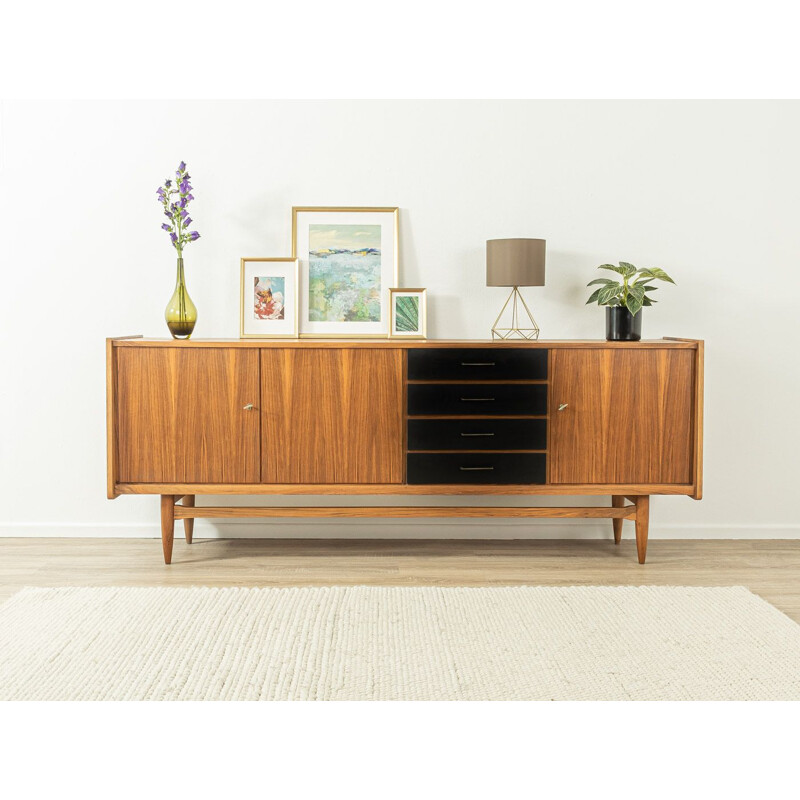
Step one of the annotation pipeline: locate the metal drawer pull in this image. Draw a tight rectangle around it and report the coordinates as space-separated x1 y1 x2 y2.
460 362 496 366
459 466 495 471
558 403 569 411
460 432 495 437
460 397 495 402
243 403 254 411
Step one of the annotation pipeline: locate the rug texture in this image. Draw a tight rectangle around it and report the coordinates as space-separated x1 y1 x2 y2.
1 585 799 700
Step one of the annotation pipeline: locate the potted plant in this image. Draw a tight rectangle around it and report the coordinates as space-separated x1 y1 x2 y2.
586 262 675 341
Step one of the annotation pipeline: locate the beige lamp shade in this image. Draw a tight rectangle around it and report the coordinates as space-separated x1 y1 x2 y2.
486 238 546 287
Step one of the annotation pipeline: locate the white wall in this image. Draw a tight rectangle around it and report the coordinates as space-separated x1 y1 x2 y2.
1 100 798 540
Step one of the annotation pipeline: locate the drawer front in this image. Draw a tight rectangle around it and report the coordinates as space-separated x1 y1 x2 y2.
408 419 547 451
407 453 547 484
408 348 547 381
408 384 547 416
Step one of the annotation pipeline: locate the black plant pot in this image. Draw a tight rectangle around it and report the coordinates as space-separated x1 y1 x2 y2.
606 306 642 341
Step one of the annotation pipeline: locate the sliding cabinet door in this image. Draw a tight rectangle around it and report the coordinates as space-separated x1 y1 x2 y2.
261 348 404 484
549 348 694 485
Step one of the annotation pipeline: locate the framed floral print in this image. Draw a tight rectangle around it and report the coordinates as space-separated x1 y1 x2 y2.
389 288 427 339
292 206 399 338
240 257 299 338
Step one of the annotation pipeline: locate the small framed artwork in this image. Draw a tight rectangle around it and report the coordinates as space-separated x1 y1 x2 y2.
389 288 427 339
240 257 299 338
292 206 399 338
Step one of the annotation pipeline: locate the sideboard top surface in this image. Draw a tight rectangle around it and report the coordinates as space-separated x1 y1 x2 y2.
110 337 701 349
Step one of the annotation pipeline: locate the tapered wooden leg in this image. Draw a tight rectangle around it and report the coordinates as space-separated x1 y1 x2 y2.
635 495 650 564
611 495 624 544
160 495 175 565
183 495 195 544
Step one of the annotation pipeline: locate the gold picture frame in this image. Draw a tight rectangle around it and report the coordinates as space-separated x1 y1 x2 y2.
291 206 399 338
239 257 300 339
389 287 427 339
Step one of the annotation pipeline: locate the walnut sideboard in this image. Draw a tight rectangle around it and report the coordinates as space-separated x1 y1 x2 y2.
106 337 703 564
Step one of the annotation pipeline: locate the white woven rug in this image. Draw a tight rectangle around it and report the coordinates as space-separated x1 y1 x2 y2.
2 585 799 700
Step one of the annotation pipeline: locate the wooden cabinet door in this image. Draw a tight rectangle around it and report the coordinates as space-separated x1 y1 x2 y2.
549 349 694 485
261 348 403 484
116 347 260 483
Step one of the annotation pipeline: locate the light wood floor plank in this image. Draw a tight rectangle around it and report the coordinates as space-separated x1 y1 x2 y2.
1 538 799 622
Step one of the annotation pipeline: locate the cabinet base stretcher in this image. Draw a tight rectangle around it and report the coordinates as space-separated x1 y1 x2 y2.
159 494 651 566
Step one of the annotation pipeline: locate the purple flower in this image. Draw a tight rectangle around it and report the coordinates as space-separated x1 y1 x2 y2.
158 161 199 251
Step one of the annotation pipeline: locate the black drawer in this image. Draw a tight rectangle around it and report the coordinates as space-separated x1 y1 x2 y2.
408 384 547 416
407 453 547 484
408 348 547 380
408 419 547 451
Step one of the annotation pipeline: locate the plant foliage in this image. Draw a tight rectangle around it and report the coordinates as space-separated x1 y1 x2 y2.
585 262 675 316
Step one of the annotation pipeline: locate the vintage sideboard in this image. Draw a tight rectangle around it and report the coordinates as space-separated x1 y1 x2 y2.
106 337 703 564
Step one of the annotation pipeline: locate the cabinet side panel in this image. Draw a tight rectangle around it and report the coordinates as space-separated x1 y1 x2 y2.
693 341 704 499
106 340 118 498
261 348 403 484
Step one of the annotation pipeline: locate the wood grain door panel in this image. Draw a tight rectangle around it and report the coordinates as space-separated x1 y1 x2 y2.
117 348 260 483
261 349 403 484
549 349 694 484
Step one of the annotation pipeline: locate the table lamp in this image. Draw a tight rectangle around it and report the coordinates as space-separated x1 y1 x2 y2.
486 238 546 339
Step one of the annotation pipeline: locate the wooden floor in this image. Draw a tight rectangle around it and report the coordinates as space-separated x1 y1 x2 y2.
1 538 799 623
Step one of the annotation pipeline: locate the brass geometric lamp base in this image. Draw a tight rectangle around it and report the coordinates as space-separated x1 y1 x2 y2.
491 286 540 340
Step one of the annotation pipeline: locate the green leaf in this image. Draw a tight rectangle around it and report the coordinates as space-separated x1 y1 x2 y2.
625 284 645 316
642 296 654 307
586 278 616 287
643 284 658 291
598 263 627 276
586 288 603 304
628 283 645 301
626 294 643 316
618 261 638 278
598 284 622 305
639 267 675 284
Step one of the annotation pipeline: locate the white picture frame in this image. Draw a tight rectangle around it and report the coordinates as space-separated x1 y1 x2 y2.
389 288 427 339
240 257 299 339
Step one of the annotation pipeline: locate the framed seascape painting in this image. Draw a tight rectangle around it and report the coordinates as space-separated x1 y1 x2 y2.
389 288 427 339
292 206 399 338
240 257 299 338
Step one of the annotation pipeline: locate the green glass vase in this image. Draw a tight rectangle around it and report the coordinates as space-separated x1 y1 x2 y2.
165 257 197 339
